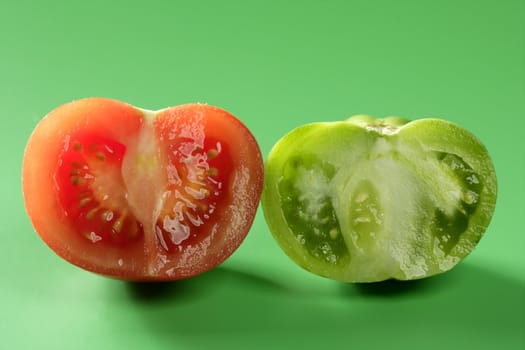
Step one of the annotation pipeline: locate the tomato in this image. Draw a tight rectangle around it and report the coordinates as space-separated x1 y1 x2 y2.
261 115 497 282
22 98 264 281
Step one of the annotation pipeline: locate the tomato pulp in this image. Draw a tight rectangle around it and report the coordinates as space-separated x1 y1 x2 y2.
262 116 497 282
23 98 264 281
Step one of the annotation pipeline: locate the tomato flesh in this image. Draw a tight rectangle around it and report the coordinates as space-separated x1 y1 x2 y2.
55 132 143 246
153 114 232 252
262 116 497 282
23 98 263 281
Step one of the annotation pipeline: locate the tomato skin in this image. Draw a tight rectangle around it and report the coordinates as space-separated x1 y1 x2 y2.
22 98 263 281
262 116 497 283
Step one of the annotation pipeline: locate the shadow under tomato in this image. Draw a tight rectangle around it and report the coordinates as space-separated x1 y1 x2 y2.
350 277 429 296
126 266 289 303
127 281 185 301
114 262 524 349
339 268 457 298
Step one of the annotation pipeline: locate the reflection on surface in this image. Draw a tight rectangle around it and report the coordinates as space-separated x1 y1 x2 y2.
115 262 525 349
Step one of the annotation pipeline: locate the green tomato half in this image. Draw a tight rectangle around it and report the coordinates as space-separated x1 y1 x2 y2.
261 116 497 282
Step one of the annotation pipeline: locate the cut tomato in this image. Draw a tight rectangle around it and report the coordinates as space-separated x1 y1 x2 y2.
23 98 263 281
262 116 497 282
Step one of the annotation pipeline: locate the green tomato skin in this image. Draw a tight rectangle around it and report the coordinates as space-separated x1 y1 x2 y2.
262 116 497 283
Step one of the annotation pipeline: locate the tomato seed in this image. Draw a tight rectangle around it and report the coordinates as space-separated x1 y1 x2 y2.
355 192 369 203
86 207 100 220
79 197 92 207
70 176 84 185
73 141 82 151
102 210 114 221
354 216 372 224
112 219 123 233
207 149 218 159
72 161 84 168
95 152 106 161
462 190 478 205
86 231 102 243
329 228 339 239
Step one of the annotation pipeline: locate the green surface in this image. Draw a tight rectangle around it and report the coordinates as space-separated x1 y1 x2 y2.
1 0 524 349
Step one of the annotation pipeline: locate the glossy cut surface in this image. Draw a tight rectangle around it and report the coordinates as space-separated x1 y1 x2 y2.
22 98 264 281
262 116 497 282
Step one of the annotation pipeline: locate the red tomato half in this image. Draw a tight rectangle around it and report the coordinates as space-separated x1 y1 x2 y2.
22 98 263 281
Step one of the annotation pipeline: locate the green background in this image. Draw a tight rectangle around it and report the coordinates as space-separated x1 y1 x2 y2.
1 0 524 349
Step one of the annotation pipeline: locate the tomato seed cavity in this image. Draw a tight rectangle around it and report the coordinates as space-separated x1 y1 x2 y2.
56 133 144 245
279 154 348 265
154 138 228 251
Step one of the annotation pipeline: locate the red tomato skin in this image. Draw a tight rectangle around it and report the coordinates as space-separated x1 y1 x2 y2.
22 98 263 281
